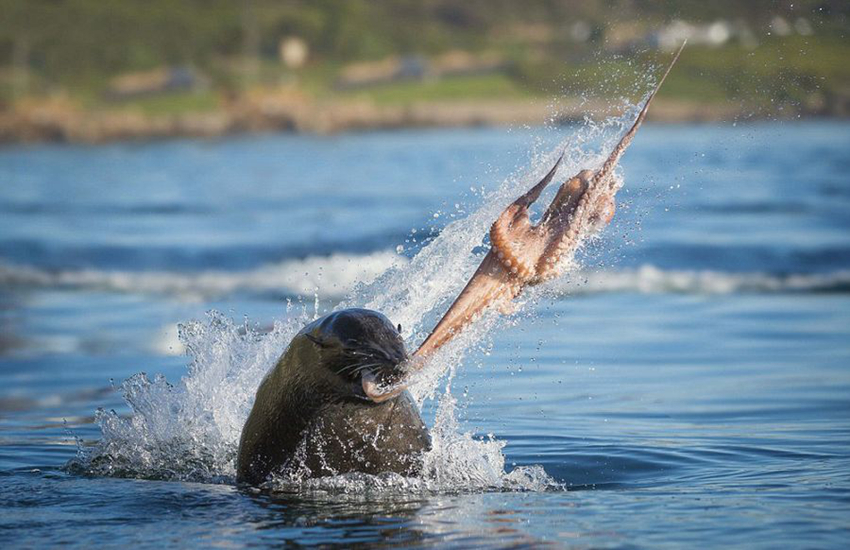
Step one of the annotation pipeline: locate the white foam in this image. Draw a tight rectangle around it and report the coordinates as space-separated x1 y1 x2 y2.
84 311 306 482
0 251 404 301
551 265 850 295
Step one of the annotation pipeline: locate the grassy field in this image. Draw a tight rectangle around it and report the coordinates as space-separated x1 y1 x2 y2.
288 36 849 114
338 73 533 104
114 90 222 116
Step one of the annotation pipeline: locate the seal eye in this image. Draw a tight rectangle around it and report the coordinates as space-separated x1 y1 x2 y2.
305 333 331 349
397 323 402 334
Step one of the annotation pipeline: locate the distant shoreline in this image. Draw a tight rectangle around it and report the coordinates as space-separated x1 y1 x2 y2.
0 97 839 146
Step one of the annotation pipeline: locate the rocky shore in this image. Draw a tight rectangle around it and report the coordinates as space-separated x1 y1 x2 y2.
0 90 842 146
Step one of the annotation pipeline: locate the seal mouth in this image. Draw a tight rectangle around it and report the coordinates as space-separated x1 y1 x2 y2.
345 351 407 402
360 356 425 402
361 370 405 403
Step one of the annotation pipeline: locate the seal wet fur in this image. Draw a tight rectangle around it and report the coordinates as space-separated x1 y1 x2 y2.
236 309 429 485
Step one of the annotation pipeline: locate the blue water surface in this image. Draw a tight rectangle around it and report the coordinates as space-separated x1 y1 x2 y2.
1 122 849 548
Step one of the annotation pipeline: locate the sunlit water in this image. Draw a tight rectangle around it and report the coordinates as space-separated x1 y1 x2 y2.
1 121 849 547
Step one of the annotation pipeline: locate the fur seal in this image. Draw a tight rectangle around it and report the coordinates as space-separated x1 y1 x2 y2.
236 308 429 485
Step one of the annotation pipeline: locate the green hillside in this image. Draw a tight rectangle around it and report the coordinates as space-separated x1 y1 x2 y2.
1 0 848 121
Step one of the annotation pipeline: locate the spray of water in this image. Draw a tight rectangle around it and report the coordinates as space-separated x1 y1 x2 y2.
71 104 641 493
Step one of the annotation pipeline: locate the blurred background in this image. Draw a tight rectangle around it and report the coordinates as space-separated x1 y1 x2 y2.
0 0 848 142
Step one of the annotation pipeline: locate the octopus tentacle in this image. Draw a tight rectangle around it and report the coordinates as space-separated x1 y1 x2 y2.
490 212 536 281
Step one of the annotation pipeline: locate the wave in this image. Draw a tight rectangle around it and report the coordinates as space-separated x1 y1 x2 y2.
0 229 424 271
549 265 850 296
0 251 404 301
3 255 850 300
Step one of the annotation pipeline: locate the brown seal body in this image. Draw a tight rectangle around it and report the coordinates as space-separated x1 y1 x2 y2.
236 308 430 485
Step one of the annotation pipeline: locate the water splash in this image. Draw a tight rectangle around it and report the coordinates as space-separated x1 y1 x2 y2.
72 108 643 493
78 312 305 482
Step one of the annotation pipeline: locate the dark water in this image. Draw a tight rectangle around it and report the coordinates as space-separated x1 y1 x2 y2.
2 122 849 548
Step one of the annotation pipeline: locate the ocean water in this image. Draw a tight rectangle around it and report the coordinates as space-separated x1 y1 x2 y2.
1 121 849 548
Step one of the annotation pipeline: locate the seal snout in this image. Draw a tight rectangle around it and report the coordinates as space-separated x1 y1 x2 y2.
302 308 409 399
345 338 407 384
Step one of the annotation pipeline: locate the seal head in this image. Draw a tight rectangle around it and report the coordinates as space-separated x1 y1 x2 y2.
236 308 429 485
302 308 408 397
